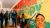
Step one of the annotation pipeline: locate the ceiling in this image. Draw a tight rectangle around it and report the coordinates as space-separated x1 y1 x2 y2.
0 0 19 8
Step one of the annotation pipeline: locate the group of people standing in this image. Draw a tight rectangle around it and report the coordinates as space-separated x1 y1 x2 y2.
0 9 29 28
0 9 17 28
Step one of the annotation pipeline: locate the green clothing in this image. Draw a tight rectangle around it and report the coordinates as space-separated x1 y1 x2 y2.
30 19 36 28
45 22 50 28
30 19 50 28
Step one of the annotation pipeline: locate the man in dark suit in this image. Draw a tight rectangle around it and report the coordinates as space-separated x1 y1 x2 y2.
0 10 4 28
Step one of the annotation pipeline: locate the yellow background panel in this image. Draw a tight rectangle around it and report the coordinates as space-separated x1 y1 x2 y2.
40 0 50 22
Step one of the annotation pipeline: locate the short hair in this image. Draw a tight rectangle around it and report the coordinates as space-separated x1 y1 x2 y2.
36 13 45 19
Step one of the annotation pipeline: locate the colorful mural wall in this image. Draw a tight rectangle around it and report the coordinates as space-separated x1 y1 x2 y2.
11 0 50 28
12 0 42 18
12 0 50 22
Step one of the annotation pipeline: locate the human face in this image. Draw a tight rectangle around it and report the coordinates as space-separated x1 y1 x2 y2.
19 14 22 18
36 15 44 28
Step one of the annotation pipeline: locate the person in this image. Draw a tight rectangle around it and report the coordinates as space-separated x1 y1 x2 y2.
4 11 9 26
19 14 26 28
8 11 12 25
0 9 4 28
17 14 25 28
11 10 17 27
35 13 45 28
21 14 25 28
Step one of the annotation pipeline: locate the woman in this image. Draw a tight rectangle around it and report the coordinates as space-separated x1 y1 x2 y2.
35 13 45 28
